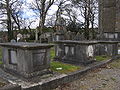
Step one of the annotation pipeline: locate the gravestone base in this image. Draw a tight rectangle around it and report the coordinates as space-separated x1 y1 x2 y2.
2 67 52 79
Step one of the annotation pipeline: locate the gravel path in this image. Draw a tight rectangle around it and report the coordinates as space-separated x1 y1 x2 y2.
55 60 120 90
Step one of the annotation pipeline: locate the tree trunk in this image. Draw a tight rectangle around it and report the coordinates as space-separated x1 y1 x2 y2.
6 0 13 42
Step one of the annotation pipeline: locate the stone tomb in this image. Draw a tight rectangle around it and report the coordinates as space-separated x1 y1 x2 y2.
0 42 53 78
95 41 118 56
54 40 119 65
54 40 97 64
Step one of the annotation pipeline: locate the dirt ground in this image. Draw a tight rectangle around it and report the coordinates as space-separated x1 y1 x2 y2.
55 59 120 90
0 78 8 87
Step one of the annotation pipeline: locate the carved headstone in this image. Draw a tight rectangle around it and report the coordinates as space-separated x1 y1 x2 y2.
65 31 75 40
74 32 85 41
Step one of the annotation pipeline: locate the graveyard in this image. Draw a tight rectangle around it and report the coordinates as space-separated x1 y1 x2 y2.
0 42 119 90
0 0 120 90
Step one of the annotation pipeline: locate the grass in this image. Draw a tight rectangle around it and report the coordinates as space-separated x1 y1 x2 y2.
95 55 111 61
50 48 81 74
109 59 120 68
50 61 80 74
110 77 116 81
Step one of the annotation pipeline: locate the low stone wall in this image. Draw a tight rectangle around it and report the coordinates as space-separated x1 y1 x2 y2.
23 56 118 90
0 84 21 90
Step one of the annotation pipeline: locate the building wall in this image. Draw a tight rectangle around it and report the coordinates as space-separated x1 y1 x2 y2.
99 0 116 33
116 0 120 32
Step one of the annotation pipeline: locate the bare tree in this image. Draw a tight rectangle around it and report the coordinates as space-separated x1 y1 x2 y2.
71 0 98 39
30 0 55 34
0 0 23 41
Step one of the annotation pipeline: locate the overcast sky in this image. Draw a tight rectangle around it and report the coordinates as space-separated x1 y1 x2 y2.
0 0 58 31
0 0 98 31
22 0 58 28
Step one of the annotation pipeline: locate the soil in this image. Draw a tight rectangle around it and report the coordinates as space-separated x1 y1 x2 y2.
0 78 8 87
55 59 120 90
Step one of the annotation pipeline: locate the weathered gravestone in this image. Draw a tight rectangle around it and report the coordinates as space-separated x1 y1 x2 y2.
53 33 65 41
11 39 16 43
74 32 86 41
40 32 53 43
95 41 118 57
65 31 76 40
0 42 53 79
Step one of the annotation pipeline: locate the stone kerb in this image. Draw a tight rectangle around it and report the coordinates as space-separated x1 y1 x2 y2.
0 42 53 79
54 40 119 65
0 84 21 90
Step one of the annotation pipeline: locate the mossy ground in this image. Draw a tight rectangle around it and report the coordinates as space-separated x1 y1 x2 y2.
109 59 120 68
50 47 55 60
50 61 80 74
95 55 111 61
50 48 80 74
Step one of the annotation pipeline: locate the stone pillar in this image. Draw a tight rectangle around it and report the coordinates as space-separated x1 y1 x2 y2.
35 29 38 42
99 0 116 40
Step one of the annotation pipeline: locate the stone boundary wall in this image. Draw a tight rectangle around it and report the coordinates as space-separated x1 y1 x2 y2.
22 56 120 90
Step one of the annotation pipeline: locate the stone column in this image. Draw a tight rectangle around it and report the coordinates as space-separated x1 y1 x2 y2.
35 29 38 42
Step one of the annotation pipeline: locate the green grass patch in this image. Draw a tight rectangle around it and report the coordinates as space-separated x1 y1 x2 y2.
109 59 120 68
50 47 55 60
50 61 80 74
95 55 111 61
110 77 116 81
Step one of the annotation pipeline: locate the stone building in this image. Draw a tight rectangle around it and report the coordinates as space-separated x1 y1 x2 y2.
99 0 120 40
116 0 120 32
